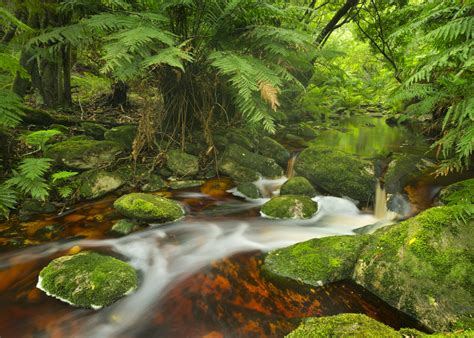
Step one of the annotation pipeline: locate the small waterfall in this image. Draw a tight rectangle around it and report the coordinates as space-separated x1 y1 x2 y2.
286 153 298 178
374 180 388 219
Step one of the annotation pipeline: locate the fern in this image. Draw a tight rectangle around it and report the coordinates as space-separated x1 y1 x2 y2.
51 171 79 183
7 158 54 201
0 183 17 219
0 89 24 128
23 129 63 150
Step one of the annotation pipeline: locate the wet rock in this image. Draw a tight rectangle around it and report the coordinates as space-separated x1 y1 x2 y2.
286 123 318 138
34 223 64 240
280 177 317 197
261 195 317 219
286 314 401 337
257 136 290 167
110 219 140 236
227 131 254 151
166 150 199 177
114 193 184 222
384 154 426 194
219 144 284 183
295 146 375 202
45 139 124 170
354 206 474 331
236 182 261 199
19 199 56 221
141 175 167 192
438 178 474 205
37 251 138 309
104 125 137 150
78 169 125 199
81 122 107 140
263 235 369 286
168 180 205 190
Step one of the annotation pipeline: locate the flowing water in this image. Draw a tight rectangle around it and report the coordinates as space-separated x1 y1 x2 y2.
0 115 444 337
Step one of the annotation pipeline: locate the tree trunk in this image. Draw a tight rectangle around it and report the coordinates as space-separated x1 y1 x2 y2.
109 81 129 107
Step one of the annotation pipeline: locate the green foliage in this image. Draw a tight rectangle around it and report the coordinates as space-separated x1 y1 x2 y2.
0 183 17 219
51 171 79 198
7 158 53 201
0 90 24 128
23 129 63 150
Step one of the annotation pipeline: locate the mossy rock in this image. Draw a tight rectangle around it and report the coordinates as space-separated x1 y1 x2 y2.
261 195 317 219
167 150 199 177
354 206 474 331
168 180 205 189
114 193 184 222
236 182 261 199
227 131 255 151
286 314 401 338
280 177 317 197
141 175 167 192
81 122 108 140
104 125 137 150
295 146 375 202
19 199 56 221
257 136 290 167
263 235 369 287
111 219 140 236
37 251 138 309
45 139 124 170
384 154 426 194
438 179 474 205
219 143 284 183
78 169 125 199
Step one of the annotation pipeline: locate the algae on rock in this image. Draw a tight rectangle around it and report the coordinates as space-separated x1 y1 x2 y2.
261 195 317 219
166 150 199 177
114 193 184 222
236 182 261 199
280 177 317 197
37 251 138 309
78 169 125 199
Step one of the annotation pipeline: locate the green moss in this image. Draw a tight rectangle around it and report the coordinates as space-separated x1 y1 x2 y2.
167 150 199 177
263 235 369 286
280 177 317 197
81 122 107 140
38 251 138 309
219 143 284 181
168 180 205 189
114 193 184 222
286 314 400 338
257 136 290 167
438 179 474 205
111 219 140 236
354 206 474 331
104 125 137 150
78 169 124 199
261 195 317 219
384 154 425 194
295 146 375 202
141 175 167 192
236 182 261 199
227 131 255 151
45 139 124 170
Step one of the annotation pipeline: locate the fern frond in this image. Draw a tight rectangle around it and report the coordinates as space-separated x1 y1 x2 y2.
51 171 78 183
0 89 24 128
16 158 53 181
0 183 17 219
23 129 63 150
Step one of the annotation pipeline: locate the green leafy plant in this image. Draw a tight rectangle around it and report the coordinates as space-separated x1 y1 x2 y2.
23 129 63 151
0 184 17 219
51 171 79 198
7 158 54 201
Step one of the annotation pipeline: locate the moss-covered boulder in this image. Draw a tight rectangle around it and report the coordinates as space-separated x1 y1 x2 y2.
141 175 167 192
286 314 401 338
280 177 317 197
45 139 124 170
114 193 184 222
295 146 375 202
263 235 369 287
438 179 474 205
79 169 125 199
354 206 474 331
168 180 205 189
37 251 138 309
167 150 199 177
104 125 137 150
384 154 426 194
111 219 140 236
81 122 107 140
19 199 56 221
257 136 290 167
219 143 284 183
236 182 261 199
261 195 317 219
227 131 255 151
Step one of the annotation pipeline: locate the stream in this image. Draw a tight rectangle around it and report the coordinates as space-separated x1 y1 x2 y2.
0 115 456 337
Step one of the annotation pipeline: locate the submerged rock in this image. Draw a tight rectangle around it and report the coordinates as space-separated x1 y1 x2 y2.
111 219 140 236
78 169 125 199
45 139 124 170
104 125 137 150
354 206 474 331
438 178 474 205
168 180 205 189
167 150 199 177
37 251 138 309
286 314 402 337
263 235 369 287
257 136 290 167
236 182 261 199
295 146 375 202
280 177 317 197
261 195 317 219
19 199 56 221
114 193 184 222
219 143 283 183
